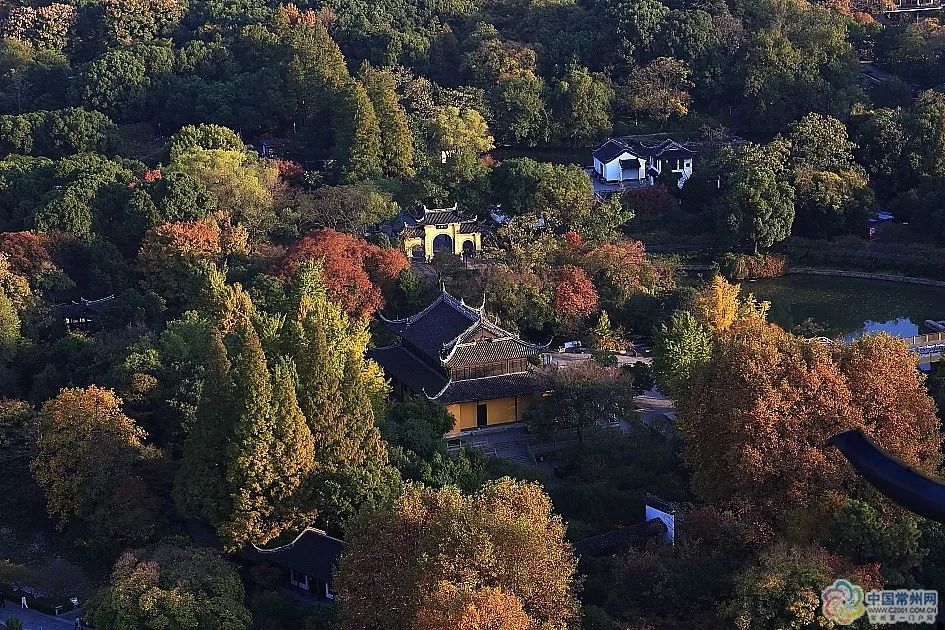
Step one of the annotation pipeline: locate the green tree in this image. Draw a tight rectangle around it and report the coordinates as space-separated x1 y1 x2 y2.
524 363 638 440
359 63 414 178
380 398 454 459
531 164 596 233
785 113 859 173
87 542 251 630
717 142 795 253
174 330 235 526
606 0 669 66
550 64 614 145
827 499 924 585
724 544 871 630
0 286 21 359
491 72 547 146
783 115 873 238
652 310 711 399
31 386 165 542
103 0 184 44
429 106 494 156
217 317 278 548
177 310 319 550
490 157 546 216
168 147 278 235
0 108 118 158
736 3 858 135
77 44 174 121
622 57 693 123
279 263 395 530
169 123 244 158
851 108 907 199
909 90 945 179
0 39 70 114
333 80 383 183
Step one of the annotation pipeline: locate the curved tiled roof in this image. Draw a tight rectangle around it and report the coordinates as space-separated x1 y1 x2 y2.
368 345 448 395
593 139 631 163
593 137 696 165
420 210 471 225
379 289 546 370
446 337 540 367
427 372 537 405
379 291 482 361
394 204 478 236
241 528 344 582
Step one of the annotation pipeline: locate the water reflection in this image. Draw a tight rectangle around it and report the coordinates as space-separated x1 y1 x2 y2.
743 276 945 340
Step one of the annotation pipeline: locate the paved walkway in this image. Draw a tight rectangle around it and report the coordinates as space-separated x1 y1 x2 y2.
788 267 945 288
0 600 82 630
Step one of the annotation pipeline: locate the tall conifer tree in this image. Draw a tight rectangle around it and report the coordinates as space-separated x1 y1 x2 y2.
269 358 317 529
360 63 415 178
219 317 277 548
333 79 383 183
173 330 235 524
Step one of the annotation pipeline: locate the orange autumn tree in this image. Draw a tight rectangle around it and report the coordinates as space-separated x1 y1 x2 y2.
277 228 408 319
838 333 941 472
677 318 942 539
336 479 580 630
138 219 247 308
416 585 532 630
0 231 61 285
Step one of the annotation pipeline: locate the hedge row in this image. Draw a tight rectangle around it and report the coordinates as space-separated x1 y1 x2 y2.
0 582 76 616
719 253 789 280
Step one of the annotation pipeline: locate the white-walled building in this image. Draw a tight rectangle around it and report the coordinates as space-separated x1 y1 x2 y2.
592 137 695 188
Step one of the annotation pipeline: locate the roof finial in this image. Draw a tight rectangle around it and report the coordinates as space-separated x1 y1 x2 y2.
439 278 447 293
479 292 486 312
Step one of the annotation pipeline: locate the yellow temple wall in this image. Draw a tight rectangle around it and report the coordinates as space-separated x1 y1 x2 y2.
446 394 532 435
401 225 481 260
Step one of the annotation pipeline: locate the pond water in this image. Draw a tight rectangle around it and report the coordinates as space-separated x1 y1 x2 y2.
741 274 945 341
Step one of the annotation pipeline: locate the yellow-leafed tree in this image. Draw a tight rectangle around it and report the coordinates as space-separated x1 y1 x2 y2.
336 479 580 630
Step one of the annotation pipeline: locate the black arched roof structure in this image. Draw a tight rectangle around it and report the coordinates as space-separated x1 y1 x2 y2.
829 429 945 524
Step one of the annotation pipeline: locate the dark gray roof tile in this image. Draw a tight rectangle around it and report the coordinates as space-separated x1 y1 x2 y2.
431 372 537 404
241 528 344 582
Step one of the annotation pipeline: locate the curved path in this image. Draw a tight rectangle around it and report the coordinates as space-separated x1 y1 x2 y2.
679 264 945 288
787 267 945 288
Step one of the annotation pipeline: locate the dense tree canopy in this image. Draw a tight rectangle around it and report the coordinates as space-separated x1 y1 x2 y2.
678 316 942 538
87 543 251 630
336 479 581 629
2 0 945 627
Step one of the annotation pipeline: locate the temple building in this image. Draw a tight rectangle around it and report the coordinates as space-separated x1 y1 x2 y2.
395 204 482 261
592 137 695 189
370 289 545 434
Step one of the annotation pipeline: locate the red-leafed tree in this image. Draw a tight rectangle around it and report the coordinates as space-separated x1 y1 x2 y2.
550 265 599 329
138 220 246 307
278 228 408 318
0 231 58 281
622 184 672 215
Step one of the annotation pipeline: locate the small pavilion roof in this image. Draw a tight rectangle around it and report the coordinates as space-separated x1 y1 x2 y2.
53 295 116 319
395 204 478 236
241 528 343 582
